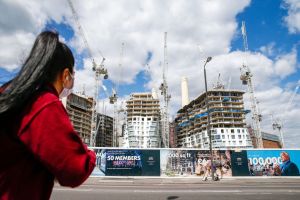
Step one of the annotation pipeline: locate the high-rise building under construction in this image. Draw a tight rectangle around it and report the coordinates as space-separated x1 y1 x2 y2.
63 93 93 145
123 93 161 148
95 113 113 147
175 88 253 149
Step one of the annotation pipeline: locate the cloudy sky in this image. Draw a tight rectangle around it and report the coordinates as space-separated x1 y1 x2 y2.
1 0 300 148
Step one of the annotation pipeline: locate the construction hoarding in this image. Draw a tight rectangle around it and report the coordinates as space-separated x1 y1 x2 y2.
91 148 300 177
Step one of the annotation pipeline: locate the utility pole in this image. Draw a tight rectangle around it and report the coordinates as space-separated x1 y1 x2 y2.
159 32 171 148
203 57 214 181
240 21 263 148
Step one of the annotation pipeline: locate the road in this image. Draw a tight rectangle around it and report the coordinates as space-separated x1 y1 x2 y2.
51 177 300 200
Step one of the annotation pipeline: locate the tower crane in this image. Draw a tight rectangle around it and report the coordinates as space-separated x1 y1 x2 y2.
67 0 108 147
272 83 300 148
159 32 171 148
271 115 283 148
109 42 125 147
240 21 263 148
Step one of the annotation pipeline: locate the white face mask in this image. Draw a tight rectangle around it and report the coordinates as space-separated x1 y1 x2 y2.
59 71 74 99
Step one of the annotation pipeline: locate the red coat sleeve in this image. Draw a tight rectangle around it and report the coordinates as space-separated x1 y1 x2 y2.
19 100 96 188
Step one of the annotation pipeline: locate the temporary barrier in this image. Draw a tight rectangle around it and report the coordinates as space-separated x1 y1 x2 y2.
90 148 300 177
93 149 160 176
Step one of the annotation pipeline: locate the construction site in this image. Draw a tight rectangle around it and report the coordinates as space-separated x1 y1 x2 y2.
65 0 288 149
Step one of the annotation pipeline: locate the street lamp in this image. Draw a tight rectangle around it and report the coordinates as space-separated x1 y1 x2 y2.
203 56 214 181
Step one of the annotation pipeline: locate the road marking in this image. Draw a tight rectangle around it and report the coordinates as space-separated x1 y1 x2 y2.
133 190 242 193
53 188 93 192
98 180 133 183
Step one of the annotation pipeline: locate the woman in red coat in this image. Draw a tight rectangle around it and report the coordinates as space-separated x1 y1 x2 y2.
0 31 96 200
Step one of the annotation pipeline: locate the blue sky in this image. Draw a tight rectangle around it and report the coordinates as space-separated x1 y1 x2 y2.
0 0 300 147
233 0 300 85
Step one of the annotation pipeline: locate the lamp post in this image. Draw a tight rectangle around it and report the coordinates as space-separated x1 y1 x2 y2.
203 56 214 181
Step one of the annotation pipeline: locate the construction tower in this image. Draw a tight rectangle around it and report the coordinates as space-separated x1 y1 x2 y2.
67 0 108 147
159 32 171 148
240 21 263 148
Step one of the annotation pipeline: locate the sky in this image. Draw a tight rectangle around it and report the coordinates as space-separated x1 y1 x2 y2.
0 0 300 148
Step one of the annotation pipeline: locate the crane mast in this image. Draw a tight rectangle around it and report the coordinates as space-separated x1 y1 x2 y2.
110 42 124 147
272 84 299 148
159 32 171 148
67 0 108 147
240 21 263 148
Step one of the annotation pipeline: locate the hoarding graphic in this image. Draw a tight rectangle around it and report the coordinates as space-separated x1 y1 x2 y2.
93 149 160 176
91 148 300 177
160 150 232 178
246 150 300 176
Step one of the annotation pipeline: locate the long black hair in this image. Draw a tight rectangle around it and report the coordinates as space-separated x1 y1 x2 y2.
0 31 74 116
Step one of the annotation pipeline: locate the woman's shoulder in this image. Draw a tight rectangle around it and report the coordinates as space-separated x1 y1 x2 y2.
32 89 61 110
17 88 63 135
22 88 62 120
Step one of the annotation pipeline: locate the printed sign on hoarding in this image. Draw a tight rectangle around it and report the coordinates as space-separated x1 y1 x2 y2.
247 150 300 176
231 150 249 176
160 149 232 178
92 149 160 176
91 148 300 177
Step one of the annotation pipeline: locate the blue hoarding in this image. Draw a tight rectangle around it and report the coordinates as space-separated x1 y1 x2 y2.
247 150 300 176
91 148 300 177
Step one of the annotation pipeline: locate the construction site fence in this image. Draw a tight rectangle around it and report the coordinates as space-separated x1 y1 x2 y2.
89 148 300 177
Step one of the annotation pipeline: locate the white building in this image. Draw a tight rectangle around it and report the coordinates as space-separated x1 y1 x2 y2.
122 93 161 148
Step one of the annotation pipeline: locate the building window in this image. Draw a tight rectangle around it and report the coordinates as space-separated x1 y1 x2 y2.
237 129 240 133
231 135 235 139
238 135 241 139
231 129 234 133
221 129 224 133
222 135 225 139
214 135 220 140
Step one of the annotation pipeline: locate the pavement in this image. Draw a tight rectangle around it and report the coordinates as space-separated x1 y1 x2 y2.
51 177 300 200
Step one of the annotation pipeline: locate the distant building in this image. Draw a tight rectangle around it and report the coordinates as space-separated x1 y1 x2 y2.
169 122 177 148
95 113 113 147
248 127 282 148
175 89 253 149
63 93 93 145
123 93 161 148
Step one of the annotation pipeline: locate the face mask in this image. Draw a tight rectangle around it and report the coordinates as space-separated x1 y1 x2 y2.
59 71 74 99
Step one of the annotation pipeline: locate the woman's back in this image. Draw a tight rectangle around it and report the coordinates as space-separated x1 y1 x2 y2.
0 85 96 200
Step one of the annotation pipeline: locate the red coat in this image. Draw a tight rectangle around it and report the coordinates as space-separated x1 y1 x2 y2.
0 85 96 200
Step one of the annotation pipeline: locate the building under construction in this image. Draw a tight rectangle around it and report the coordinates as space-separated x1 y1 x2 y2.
63 93 93 145
175 88 253 149
123 93 161 148
95 113 113 147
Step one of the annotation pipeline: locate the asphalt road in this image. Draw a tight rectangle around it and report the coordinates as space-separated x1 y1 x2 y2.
51 177 300 200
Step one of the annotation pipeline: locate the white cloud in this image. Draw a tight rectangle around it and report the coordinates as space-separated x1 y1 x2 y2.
0 0 69 69
0 31 35 71
274 49 298 78
259 42 276 57
283 0 300 33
